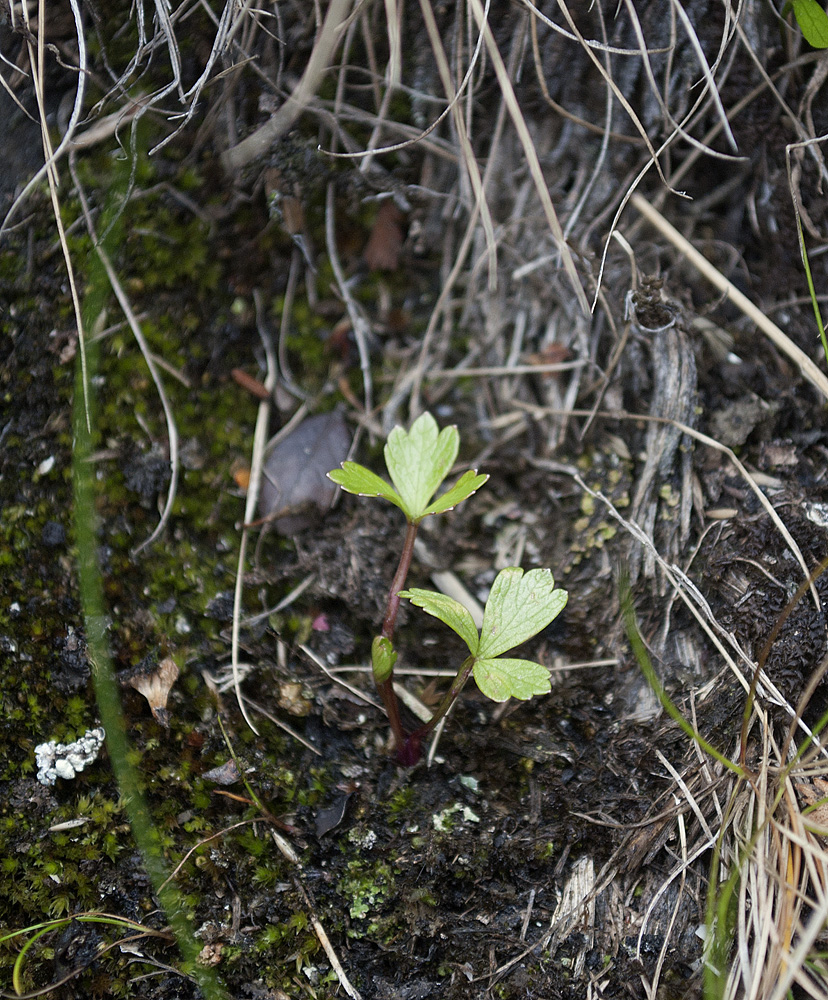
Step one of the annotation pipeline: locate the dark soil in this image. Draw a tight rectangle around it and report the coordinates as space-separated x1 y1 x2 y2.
3 3 828 998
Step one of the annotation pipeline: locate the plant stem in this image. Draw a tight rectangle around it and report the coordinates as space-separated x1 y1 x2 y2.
70 149 227 999
74 342 228 999
376 520 419 752
381 520 419 639
376 676 406 750
409 655 476 745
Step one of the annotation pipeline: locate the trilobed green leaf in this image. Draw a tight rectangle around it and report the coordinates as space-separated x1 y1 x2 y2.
384 412 459 519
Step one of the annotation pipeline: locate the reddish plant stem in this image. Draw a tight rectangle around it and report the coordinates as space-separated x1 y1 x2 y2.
376 520 419 751
376 677 406 750
382 520 419 639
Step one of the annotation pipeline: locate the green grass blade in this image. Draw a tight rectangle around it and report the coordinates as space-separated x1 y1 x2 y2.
71 153 229 1000
12 924 63 995
793 203 828 368
620 582 742 776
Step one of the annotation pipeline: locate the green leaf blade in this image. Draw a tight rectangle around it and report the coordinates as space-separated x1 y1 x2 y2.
328 463 406 512
421 471 489 518
478 567 568 659
398 588 479 654
384 413 459 518
793 0 828 47
473 658 551 702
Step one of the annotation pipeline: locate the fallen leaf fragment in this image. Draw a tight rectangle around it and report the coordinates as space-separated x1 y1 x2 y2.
120 656 179 726
203 759 242 785
260 411 351 534
277 681 312 716
232 368 271 400
364 201 404 271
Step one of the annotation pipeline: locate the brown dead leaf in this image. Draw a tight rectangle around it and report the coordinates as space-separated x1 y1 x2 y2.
526 344 570 367
795 777 828 837
364 201 404 271
232 368 270 400
259 411 351 534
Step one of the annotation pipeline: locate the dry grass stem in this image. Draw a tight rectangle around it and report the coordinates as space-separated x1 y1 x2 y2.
221 0 354 173
19 0 89 431
325 182 374 416
293 878 364 1000
632 192 828 403
230 291 277 737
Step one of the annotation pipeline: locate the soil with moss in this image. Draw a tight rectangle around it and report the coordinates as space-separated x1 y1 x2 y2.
4 4 828 999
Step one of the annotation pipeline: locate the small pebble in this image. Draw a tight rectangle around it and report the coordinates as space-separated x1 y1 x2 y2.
41 521 65 547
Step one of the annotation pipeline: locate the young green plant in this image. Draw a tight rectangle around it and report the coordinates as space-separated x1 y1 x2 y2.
328 412 567 764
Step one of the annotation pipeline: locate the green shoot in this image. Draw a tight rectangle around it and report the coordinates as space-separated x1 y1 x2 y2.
2 913 169 996
328 413 566 764
329 412 488 523
792 198 828 368
620 579 743 776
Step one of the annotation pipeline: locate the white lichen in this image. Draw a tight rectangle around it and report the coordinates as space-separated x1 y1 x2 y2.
35 727 106 786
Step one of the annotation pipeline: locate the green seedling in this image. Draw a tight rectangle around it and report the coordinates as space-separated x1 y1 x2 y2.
328 412 567 764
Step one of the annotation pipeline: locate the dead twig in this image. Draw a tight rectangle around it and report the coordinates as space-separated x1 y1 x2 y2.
221 0 354 173
293 878 364 1000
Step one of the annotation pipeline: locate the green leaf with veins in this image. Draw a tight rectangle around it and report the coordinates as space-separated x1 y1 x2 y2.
327 463 406 512
397 589 480 654
384 412 459 519
473 658 552 702
402 566 567 704
329 412 485 523
791 0 828 47
478 567 568 659
421 469 489 517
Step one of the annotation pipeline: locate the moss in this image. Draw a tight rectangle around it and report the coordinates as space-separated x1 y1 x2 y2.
337 857 396 924
386 786 414 815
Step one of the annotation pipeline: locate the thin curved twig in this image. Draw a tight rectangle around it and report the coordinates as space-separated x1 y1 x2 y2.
230 290 278 736
18 0 89 430
1 0 88 238
324 182 374 417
